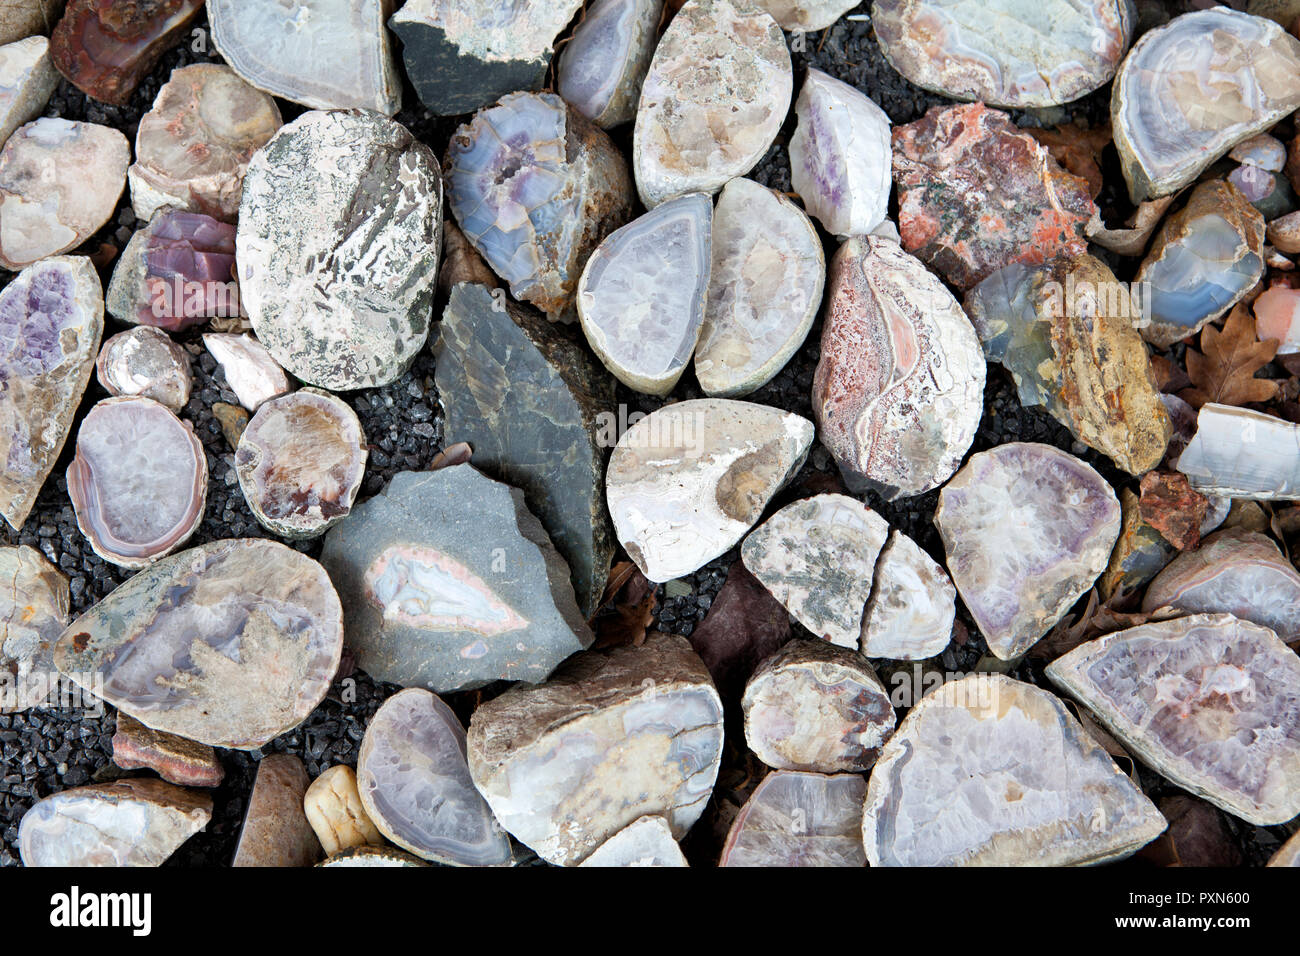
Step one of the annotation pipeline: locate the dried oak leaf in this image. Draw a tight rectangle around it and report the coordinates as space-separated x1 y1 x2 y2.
1029 123 1111 201
1032 589 1181 660
591 560 657 648
1178 302 1281 409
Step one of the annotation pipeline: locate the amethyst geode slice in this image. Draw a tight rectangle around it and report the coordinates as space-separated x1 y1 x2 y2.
54 539 344 750
67 396 207 569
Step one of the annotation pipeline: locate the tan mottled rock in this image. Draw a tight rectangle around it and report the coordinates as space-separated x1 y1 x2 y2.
233 754 321 867
303 765 385 857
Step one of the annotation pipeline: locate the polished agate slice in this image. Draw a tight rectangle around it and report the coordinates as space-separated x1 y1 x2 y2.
1112 7 1300 202
720 771 867 867
578 193 711 395
357 688 512 867
67 396 206 568
935 443 1120 659
1142 529 1300 643
1047 614 1300 825
861 530 956 661
0 544 67 712
863 674 1165 865
236 389 367 539
95 326 191 412
812 236 985 499
129 63 282 223
54 539 343 749
446 91 632 322
1176 403 1300 500
557 0 661 128
579 816 688 867
0 35 58 146
202 333 290 412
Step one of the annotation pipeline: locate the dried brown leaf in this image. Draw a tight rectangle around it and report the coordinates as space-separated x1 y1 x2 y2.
1029 123 1112 200
1032 588 1182 660
592 562 656 649
1178 302 1281 409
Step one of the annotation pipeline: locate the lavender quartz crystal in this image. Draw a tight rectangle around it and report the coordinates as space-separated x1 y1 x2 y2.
557 0 662 129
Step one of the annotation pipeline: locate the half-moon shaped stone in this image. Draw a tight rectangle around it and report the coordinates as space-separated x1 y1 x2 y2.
720 770 867 867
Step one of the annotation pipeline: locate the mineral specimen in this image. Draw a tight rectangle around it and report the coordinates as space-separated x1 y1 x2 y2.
111 713 223 788
357 688 512 866
0 256 103 531
695 179 823 398
467 633 725 866
1142 529 1300 643
741 494 889 648
965 254 1172 474
1253 285 1300 354
557 0 660 129
235 389 366 539
578 193 712 395
873 0 1133 108
239 110 442 391
752 0 856 30
0 35 56 145
54 538 344 749
95 326 191 412
66 396 207 568
742 639 895 773
861 530 956 661
0 544 66 712
892 103 1097 290
49 0 202 105
208 0 400 113
19 778 212 867
1228 162 1295 220
1267 212 1300 255
129 63 282 223
935 443 1121 659
434 282 616 618
0 1 63 45
578 816 688 868
391 0 583 116
0 117 127 270
1100 487 1177 603
303 765 385 858
1047 614 1300 825
719 771 867 867
812 236 985 497
445 92 632 322
317 846 427 868
606 399 814 582
1176 403 1300 500
1139 471 1208 551
633 0 791 207
106 208 240 332
318 465 592 693
1112 8 1300 203
1232 133 1288 171
232 754 321 868
863 673 1165 865
1135 181 1264 348
201 333 290 412
788 68 891 238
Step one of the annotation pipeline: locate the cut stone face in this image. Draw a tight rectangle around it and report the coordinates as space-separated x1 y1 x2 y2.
66 396 206 569
812 236 986 498
1114 8 1300 203
789 68 891 238
467 633 725 866
232 754 321 868
606 399 814 582
873 0 1133 108
742 494 889 648
19 778 212 867
54 539 344 749
357 688 512 867
578 816 688 867
556 0 661 129
129 63 282 223
742 639 895 773
235 389 367 540
578 193 712 395
445 91 632 322
208 0 400 113
1142 529 1300 643
752 0 856 30
391 0 583 116
0 544 67 712
317 846 427 867
111 713 223 788
0 1 64 46
201 333 289 412
1255 286 1300 354
720 770 867 867
95 326 192 412
1176 403 1300 500
239 110 442 391
861 530 956 661
1134 182 1264 348
106 208 241 333
434 282 616 618
1271 831 1300 867
49 0 201 105
893 103 1097 291
0 256 103 531
1047 613 1300 825
0 117 127 270
0 35 57 145
303 765 385 858
863 674 1165 865
696 178 824 398
318 465 593 693
633 0 792 207
965 254 1172 474
934 443 1121 659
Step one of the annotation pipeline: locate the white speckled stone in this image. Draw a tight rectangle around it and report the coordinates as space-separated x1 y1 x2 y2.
0 35 57 146
861 530 956 661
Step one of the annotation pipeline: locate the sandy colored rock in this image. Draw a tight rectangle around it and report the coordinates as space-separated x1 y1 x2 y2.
233 754 321 867
303 765 385 858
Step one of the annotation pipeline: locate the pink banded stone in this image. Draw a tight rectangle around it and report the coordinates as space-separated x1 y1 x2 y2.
111 712 223 788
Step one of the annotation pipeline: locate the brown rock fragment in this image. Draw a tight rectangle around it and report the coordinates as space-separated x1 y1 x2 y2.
111 713 223 788
232 754 322 867
1139 472 1209 551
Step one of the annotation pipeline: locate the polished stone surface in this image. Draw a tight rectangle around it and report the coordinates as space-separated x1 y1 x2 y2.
95 326 191 412
720 770 867 867
557 0 661 128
